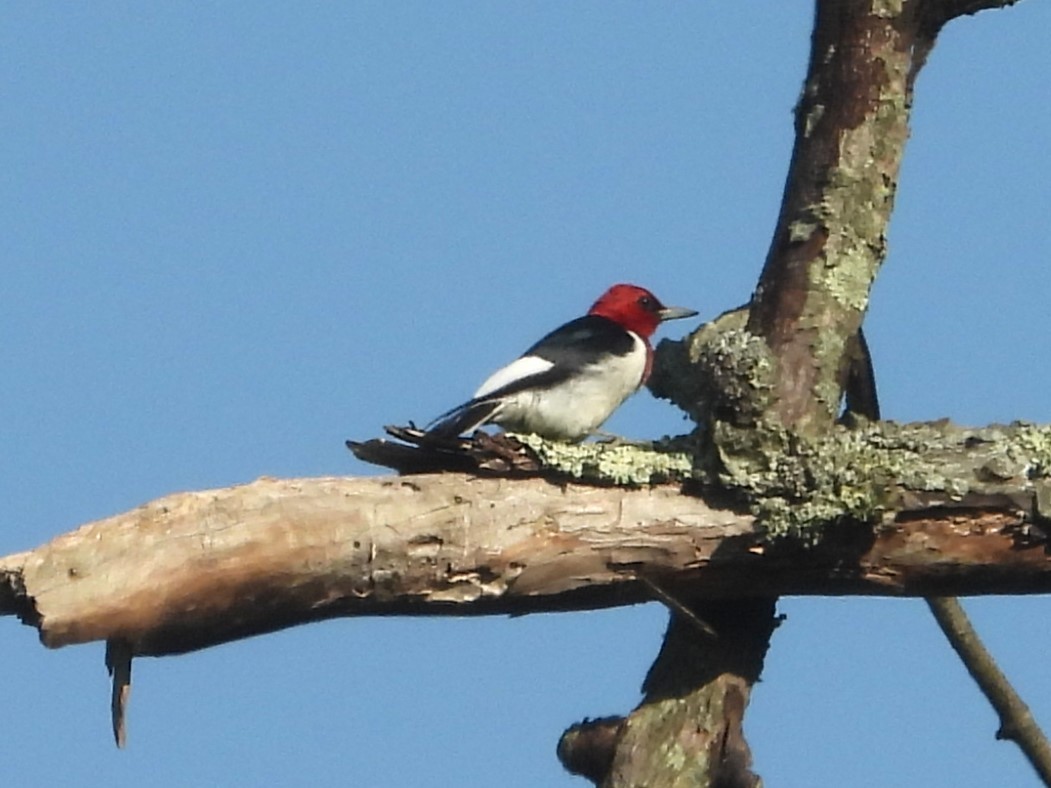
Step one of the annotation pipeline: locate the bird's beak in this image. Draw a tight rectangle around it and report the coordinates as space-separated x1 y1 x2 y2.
657 305 699 322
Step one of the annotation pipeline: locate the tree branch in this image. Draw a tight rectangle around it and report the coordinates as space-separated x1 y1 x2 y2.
0 474 754 655
4 417 1051 657
745 0 921 433
558 600 779 788
604 599 777 788
926 597 1051 784
105 638 133 748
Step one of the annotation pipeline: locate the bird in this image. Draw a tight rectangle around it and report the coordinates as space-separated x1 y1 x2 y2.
426 283 698 441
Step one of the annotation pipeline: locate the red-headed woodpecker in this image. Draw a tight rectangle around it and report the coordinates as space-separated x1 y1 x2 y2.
426 283 698 441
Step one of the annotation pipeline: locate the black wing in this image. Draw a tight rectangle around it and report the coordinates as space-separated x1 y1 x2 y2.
425 398 504 438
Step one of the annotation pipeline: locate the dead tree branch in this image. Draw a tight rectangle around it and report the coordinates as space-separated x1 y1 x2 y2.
926 596 1051 784
556 600 779 788
4 417 1051 658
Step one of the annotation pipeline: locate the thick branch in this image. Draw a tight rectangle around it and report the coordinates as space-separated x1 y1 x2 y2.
559 599 777 787
615 1 1030 784
4 417 1051 657
747 0 920 433
604 600 777 788
1 475 755 655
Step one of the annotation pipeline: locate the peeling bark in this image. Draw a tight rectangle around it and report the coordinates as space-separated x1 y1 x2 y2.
0 475 752 655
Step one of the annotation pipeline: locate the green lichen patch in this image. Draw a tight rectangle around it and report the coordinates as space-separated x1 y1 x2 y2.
1005 422 1051 478
650 307 775 429
510 397 1051 550
716 419 1051 546
509 433 694 486
714 419 888 545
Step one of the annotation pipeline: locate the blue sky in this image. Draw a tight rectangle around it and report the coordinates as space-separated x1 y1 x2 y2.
3 3 1050 786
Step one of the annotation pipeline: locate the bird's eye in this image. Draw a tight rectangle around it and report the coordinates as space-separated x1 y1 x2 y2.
638 295 657 311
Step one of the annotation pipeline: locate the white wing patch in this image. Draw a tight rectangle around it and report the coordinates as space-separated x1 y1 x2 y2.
474 355 555 398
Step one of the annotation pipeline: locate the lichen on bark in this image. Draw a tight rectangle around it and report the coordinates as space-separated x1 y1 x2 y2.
651 306 775 430
712 418 1051 545
650 311 1051 546
509 432 694 486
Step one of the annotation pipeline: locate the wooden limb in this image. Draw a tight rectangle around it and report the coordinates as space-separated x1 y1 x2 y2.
602 600 778 787
741 0 1025 436
926 597 1051 785
650 305 882 426
2 419 1051 658
745 0 921 434
636 574 717 640
4 416 1051 657
557 601 778 787
0 474 759 655
105 638 133 748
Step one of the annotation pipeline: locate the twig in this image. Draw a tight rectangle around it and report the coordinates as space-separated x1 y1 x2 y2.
105 638 133 749
926 596 1051 785
636 574 718 639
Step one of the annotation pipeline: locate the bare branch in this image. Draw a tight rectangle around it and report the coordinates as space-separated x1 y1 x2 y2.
745 0 922 433
926 597 1051 785
605 600 777 787
105 639 133 748
559 603 778 788
741 0 1026 435
4 416 1051 658
0 474 755 655
636 574 718 639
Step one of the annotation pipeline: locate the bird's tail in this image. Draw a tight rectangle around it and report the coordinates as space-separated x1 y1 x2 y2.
425 397 501 438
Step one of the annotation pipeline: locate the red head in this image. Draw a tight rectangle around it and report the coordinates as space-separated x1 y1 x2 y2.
587 283 698 339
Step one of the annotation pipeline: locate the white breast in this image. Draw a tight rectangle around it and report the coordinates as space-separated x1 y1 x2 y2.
484 332 648 440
